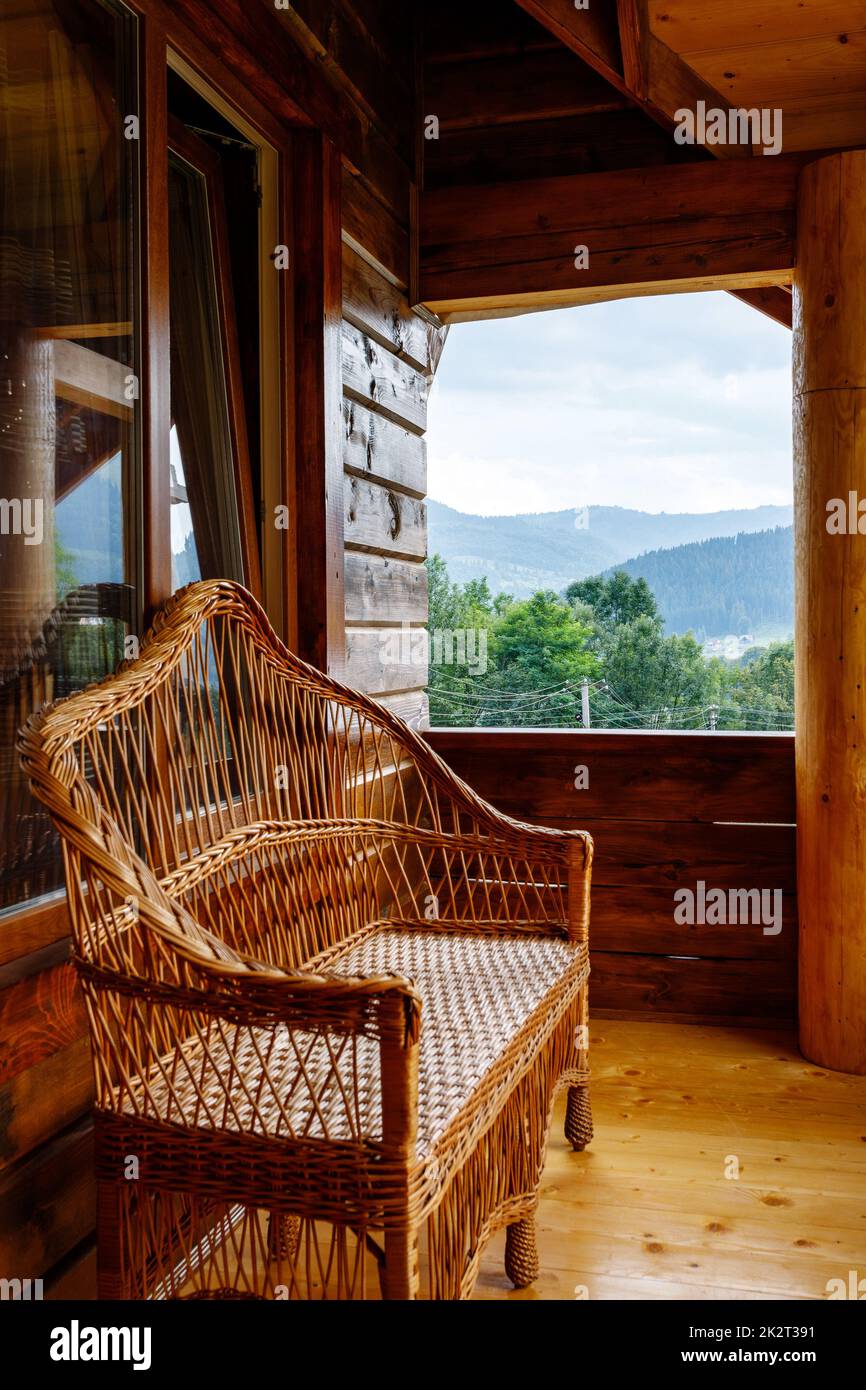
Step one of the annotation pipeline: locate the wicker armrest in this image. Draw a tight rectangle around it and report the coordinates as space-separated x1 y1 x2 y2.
79 946 421 1152
390 735 595 942
394 722 593 859
78 946 421 1042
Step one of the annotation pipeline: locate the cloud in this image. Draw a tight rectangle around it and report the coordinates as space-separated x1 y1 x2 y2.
427 292 792 516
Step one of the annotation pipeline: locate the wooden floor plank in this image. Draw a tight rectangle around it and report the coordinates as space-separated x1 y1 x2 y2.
475 1020 866 1300
178 1020 866 1301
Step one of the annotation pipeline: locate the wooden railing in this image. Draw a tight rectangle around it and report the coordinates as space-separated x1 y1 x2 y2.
426 729 797 1027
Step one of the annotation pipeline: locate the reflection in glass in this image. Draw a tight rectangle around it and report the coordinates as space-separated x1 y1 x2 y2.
0 0 138 911
170 425 201 590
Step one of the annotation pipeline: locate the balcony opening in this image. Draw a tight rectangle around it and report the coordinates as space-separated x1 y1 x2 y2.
425 291 793 732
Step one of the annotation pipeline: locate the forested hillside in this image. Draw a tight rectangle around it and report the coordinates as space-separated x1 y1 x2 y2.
428 499 793 599
610 526 793 639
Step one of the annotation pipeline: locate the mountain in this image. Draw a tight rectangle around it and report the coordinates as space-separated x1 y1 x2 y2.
609 526 794 642
427 499 794 599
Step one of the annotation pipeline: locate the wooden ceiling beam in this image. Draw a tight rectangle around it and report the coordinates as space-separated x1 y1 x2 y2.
516 2 801 329
420 156 799 319
425 47 629 132
616 2 799 328
513 0 623 82
514 0 751 157
729 286 793 329
616 0 649 100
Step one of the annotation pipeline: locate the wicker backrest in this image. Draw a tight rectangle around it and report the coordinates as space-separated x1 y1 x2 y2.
18 580 435 977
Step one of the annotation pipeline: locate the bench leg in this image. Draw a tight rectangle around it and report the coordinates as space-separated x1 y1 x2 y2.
565 1083 593 1151
382 1228 419 1299
504 1215 539 1289
96 1178 125 1299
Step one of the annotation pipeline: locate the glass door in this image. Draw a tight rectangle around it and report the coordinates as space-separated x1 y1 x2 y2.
0 0 140 911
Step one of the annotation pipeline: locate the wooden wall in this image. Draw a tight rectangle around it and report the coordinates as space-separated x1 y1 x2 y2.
274 0 442 723
340 242 438 728
426 729 798 1027
0 925 94 1295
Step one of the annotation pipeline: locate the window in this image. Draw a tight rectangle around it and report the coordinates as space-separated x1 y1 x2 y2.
0 9 281 918
0 0 139 910
167 111 254 591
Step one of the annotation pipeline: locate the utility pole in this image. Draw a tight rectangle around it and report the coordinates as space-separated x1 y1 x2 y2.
581 677 591 730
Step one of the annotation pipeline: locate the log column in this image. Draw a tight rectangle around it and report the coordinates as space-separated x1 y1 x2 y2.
794 151 866 1073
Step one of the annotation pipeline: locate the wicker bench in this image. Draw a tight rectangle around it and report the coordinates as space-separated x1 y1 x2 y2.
19 579 593 1300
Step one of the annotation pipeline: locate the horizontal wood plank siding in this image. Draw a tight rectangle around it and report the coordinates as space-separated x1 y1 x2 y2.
344 476 426 560
0 895 70 968
0 1039 92 1171
340 87 437 720
589 953 797 1027
426 729 795 822
345 629 425 696
342 243 428 369
342 167 410 289
0 1120 95 1278
344 551 428 624
0 954 86 1088
341 322 428 434
425 729 798 1024
342 398 427 496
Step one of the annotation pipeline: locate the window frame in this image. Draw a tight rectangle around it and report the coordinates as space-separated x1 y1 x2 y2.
0 0 332 939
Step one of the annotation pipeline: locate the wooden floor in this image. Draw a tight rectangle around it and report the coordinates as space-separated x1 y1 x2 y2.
474 1019 866 1301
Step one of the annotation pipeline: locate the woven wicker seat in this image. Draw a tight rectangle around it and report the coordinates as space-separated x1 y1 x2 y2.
19 579 593 1300
120 925 587 1156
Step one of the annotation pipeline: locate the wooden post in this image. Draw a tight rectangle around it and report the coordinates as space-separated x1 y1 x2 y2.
290 130 345 680
794 151 866 1074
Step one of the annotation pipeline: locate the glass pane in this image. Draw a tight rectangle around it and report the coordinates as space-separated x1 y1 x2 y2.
0 0 138 913
170 424 202 589
168 147 244 592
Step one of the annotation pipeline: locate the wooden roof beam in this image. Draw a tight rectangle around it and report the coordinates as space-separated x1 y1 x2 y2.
621 4 794 327
513 0 751 159
514 2 801 329
614 3 797 328
420 156 799 320
729 286 793 330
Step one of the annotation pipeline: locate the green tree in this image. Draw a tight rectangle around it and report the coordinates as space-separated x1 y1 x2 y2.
566 570 659 631
426 554 499 726
427 553 460 631
719 640 794 729
478 590 598 727
492 590 596 684
55 536 78 600
425 555 793 732
599 616 715 726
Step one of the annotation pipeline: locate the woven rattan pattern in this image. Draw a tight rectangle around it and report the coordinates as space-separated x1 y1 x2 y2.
119 925 586 1156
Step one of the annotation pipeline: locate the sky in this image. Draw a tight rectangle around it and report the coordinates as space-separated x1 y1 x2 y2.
426 290 793 517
